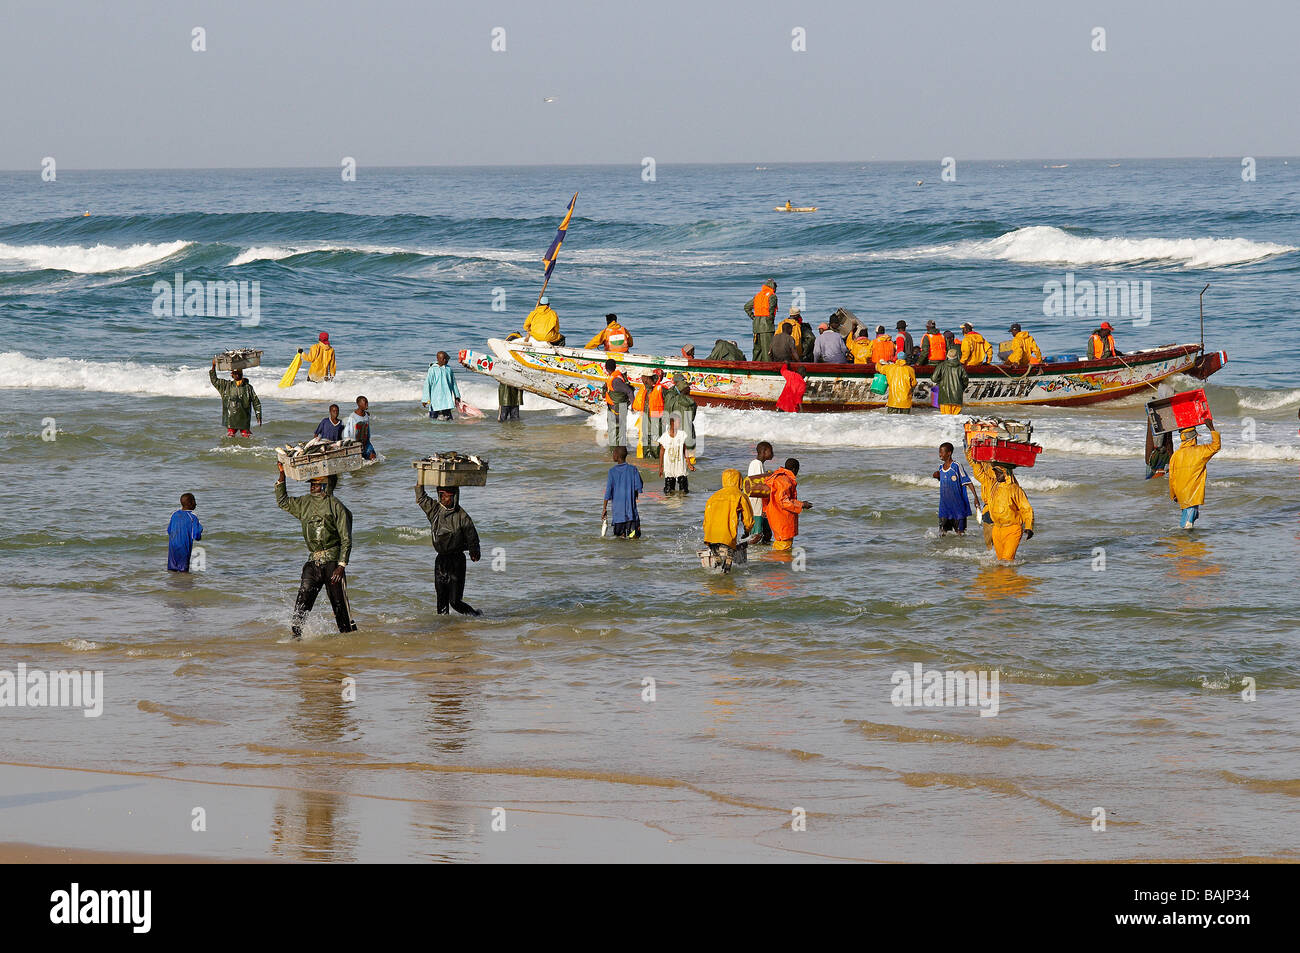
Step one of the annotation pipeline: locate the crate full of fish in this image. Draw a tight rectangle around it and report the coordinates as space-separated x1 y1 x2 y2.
413 452 489 488
214 348 263 372
276 438 366 481
965 418 1042 468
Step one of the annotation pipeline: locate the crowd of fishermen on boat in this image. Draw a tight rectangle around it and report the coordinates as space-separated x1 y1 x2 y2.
517 280 1124 371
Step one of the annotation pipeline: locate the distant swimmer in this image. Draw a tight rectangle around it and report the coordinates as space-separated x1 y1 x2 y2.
585 313 633 353
166 493 203 572
743 279 778 362
1168 421 1221 529
523 295 564 345
602 446 643 539
209 357 262 437
275 465 357 639
423 350 461 420
702 469 754 573
415 483 482 615
304 331 336 382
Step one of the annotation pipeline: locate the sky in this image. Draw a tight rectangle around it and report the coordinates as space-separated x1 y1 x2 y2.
2 0 1298 169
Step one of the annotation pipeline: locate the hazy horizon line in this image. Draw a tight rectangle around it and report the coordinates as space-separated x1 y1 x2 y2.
4 155 1295 175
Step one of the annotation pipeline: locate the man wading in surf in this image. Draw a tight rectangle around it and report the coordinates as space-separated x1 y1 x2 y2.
276 464 357 639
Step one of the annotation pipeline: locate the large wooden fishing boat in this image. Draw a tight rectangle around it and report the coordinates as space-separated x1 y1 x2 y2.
460 339 1226 413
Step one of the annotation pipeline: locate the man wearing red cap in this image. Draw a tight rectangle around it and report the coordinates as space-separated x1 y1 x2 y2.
1087 322 1119 360
305 332 337 382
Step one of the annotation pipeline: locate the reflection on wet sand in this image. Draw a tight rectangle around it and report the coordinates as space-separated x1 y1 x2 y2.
270 786 355 862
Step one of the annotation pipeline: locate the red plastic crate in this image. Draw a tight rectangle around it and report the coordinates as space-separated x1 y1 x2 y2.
969 438 1043 468
1146 388 1211 436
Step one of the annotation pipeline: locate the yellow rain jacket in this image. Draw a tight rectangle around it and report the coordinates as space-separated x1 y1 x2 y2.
847 335 873 364
304 342 336 380
987 471 1033 560
1168 430 1221 507
1006 331 1043 365
960 331 992 366
703 469 755 546
524 304 562 343
881 361 916 409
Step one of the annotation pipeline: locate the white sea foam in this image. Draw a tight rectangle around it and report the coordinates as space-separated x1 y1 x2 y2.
1236 387 1300 412
889 472 1077 490
940 226 1295 268
0 351 566 412
0 240 191 274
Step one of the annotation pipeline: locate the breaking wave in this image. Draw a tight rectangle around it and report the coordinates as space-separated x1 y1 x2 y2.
0 240 191 274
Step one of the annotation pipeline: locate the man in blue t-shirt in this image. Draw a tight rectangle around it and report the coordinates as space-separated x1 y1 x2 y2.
167 493 203 571
933 441 980 535
314 404 345 441
602 447 644 538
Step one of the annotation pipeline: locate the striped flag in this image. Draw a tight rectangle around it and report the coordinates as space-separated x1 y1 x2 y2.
542 192 578 281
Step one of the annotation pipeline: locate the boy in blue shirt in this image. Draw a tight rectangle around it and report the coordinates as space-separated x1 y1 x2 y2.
932 442 980 535
601 447 643 539
422 351 462 420
167 493 203 571
314 404 344 441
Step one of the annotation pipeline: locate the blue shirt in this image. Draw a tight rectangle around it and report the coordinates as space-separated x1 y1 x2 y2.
937 462 973 519
422 364 461 411
314 417 344 441
167 509 203 572
604 462 643 523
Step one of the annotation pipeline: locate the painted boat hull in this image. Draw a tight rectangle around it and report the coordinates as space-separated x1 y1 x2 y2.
460 340 1226 415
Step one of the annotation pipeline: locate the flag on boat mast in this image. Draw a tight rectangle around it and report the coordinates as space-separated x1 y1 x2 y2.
538 191 577 304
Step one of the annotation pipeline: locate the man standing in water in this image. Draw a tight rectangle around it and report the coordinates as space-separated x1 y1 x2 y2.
1168 422 1221 529
985 465 1034 561
415 483 482 615
602 446 643 538
209 358 262 436
167 493 203 572
422 351 461 420
744 278 778 362
276 464 357 639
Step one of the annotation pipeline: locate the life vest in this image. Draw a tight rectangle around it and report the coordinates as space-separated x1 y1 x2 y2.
606 323 630 352
923 332 947 362
870 335 896 364
1088 333 1115 359
631 381 648 412
604 369 627 406
752 284 776 318
651 379 670 417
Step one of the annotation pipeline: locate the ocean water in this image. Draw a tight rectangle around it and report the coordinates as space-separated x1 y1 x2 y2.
1 161 1298 861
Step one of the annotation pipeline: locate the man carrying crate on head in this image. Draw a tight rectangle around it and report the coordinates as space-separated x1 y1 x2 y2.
275 464 357 639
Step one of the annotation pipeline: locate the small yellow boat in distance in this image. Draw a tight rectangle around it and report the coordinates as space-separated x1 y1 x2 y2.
775 201 818 212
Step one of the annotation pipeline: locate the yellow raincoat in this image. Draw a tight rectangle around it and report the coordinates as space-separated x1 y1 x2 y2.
847 334 873 364
965 452 996 550
1168 430 1221 507
524 304 562 343
704 469 755 546
987 472 1033 560
1006 331 1043 366
960 331 993 366
304 341 336 381
881 361 916 409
